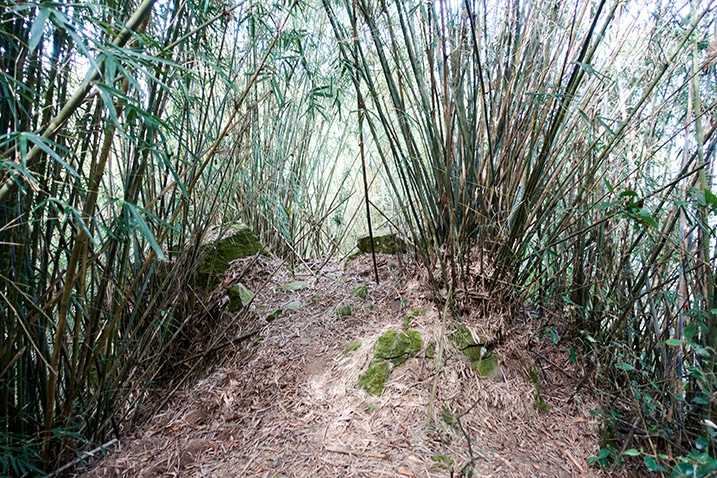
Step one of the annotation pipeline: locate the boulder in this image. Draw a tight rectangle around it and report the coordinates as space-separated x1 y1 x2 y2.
356 233 407 254
374 329 423 366
197 225 265 290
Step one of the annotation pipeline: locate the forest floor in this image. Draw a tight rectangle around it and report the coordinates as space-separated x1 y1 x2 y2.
76 253 613 477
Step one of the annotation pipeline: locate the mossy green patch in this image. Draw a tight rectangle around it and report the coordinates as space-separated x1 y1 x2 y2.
358 359 391 395
228 283 254 312
266 308 282 322
197 225 265 290
432 454 454 470
475 354 501 380
402 308 426 328
425 340 436 359
374 329 423 365
352 284 368 299
356 234 407 254
450 323 486 350
346 340 361 353
332 304 352 317
451 324 501 380
440 406 456 426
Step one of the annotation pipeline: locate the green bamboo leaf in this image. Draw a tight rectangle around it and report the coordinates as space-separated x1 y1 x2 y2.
622 449 641 456
28 7 51 54
619 189 638 198
24 132 78 177
95 83 122 132
614 362 635 371
125 202 166 261
665 338 684 347
704 187 717 212
70 209 96 247
637 209 658 228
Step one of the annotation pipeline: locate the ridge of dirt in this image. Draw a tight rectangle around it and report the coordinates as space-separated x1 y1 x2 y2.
77 254 608 477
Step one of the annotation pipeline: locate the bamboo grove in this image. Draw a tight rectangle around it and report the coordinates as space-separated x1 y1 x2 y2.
1 0 716 474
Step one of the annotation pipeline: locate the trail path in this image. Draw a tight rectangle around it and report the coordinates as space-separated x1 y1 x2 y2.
79 255 604 477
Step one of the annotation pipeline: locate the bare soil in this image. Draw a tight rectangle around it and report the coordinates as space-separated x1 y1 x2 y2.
75 254 608 477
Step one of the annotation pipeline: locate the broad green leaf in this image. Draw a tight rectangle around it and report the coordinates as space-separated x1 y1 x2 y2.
622 449 641 456
684 322 697 341
569 347 577 364
665 338 684 347
643 456 666 472
620 189 638 198
637 209 658 228
705 188 717 207
615 362 635 371
693 395 710 405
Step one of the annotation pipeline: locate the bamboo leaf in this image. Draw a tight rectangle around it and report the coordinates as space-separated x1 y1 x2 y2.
125 202 166 261
28 7 50 54
24 132 78 177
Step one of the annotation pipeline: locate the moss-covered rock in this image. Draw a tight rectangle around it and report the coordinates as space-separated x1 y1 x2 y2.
451 323 487 349
451 323 500 380
228 283 254 312
197 225 265 290
358 359 391 396
356 234 407 254
475 354 501 380
352 284 368 299
374 329 423 365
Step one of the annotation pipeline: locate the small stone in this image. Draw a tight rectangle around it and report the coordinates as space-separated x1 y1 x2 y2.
284 300 301 312
228 283 254 312
281 281 307 291
475 354 501 381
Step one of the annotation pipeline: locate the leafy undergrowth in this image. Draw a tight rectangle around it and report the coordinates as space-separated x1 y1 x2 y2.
73 254 615 477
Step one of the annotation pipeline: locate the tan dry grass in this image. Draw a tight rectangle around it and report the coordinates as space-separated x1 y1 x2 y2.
76 253 610 477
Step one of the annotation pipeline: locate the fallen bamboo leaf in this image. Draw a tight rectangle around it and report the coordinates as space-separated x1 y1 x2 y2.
325 446 388 460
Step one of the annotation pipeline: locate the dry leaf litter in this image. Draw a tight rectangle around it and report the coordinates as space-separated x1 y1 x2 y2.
75 253 613 477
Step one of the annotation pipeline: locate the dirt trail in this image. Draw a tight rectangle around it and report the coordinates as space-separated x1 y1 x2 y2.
78 255 605 477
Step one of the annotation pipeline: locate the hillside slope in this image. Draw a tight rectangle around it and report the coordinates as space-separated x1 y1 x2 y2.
78 254 604 477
